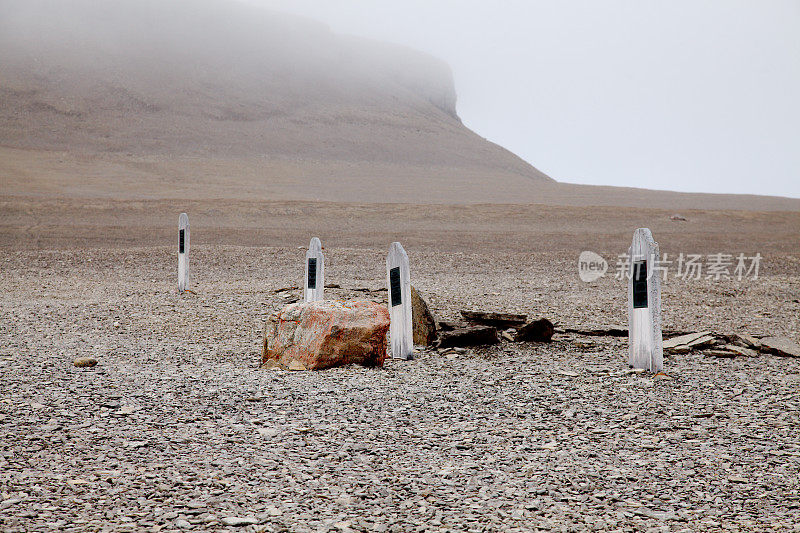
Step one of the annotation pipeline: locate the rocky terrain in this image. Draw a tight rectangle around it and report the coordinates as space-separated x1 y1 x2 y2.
2 2 799 531
1 240 799 532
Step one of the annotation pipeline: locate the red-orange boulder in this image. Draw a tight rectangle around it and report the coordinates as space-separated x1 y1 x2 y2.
262 300 391 370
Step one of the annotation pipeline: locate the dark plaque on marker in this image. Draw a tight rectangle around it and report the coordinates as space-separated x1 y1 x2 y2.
307 258 317 290
389 267 402 307
632 260 648 309
179 229 185 253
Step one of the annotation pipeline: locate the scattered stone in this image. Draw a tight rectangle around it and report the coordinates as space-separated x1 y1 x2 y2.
670 214 688 221
721 344 758 357
262 300 390 370
410 285 437 346
686 335 718 349
437 326 500 348
287 360 307 371
573 340 597 350
515 318 555 342
705 349 737 358
732 334 762 350
73 357 98 368
274 286 299 293
261 360 283 370
220 516 259 527
759 336 800 358
436 320 462 332
460 310 527 329
663 331 714 352
116 404 137 415
563 325 627 337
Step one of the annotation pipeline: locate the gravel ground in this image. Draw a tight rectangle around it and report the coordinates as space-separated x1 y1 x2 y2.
2 245 799 532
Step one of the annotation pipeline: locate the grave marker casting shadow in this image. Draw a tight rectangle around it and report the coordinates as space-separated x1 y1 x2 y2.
627 228 663 371
178 213 190 294
386 242 412 360
304 237 325 302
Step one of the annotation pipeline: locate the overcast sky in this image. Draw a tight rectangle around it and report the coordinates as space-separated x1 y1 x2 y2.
251 0 799 198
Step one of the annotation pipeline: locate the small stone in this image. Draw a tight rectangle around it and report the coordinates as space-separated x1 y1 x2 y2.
722 344 758 357
220 516 259 527
117 404 137 415
460 310 527 329
437 326 500 348
287 359 307 371
515 318 555 342
663 332 713 350
261 360 284 370
760 336 800 358
174 519 192 528
73 357 98 368
705 349 737 358
411 285 437 346
257 427 278 438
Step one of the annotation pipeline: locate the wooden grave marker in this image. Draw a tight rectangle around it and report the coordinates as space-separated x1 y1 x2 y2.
178 213 190 294
304 237 325 302
386 242 413 360
627 228 663 371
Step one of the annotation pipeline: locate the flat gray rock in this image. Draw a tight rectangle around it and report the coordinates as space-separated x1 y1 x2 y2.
760 336 800 357
662 331 713 349
563 324 627 337
220 516 259 526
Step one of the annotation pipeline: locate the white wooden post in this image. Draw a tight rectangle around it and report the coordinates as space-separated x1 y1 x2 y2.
386 242 413 360
178 213 190 294
304 237 324 302
627 228 663 371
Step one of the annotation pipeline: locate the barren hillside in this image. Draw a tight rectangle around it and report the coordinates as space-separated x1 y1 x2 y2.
0 0 552 197
1 0 798 211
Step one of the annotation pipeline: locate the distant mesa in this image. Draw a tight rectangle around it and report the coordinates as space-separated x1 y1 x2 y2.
1 1 797 211
0 0 551 199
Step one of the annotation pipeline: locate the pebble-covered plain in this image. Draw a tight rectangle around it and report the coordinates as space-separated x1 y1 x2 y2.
1 246 799 532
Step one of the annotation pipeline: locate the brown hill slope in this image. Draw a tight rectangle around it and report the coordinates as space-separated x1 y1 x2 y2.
0 0 550 186
1 0 798 211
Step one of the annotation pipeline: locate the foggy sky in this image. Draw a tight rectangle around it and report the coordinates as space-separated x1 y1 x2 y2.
251 0 800 198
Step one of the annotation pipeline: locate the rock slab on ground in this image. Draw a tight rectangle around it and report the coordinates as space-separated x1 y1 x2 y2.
410 285 437 346
437 326 500 348
460 310 527 329
262 300 390 370
759 336 800 358
563 324 627 337
515 318 555 342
